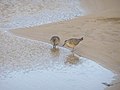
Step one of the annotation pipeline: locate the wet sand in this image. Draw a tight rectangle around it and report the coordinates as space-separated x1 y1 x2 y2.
0 30 115 90
1 0 120 90
11 13 120 70
11 10 120 90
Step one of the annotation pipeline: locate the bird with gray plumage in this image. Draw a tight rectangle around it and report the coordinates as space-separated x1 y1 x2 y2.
50 36 60 48
62 37 83 52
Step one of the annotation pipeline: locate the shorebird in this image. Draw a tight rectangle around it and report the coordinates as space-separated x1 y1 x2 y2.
62 37 83 52
50 36 60 48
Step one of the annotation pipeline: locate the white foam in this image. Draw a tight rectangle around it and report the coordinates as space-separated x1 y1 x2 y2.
0 0 84 29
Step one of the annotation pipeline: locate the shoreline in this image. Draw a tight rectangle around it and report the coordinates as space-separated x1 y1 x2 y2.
10 13 120 90
10 14 120 72
1 0 120 90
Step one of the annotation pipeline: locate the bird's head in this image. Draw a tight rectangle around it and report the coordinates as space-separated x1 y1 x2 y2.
62 40 67 47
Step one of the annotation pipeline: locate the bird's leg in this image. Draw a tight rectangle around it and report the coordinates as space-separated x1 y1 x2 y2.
71 48 74 52
71 49 75 56
53 45 56 49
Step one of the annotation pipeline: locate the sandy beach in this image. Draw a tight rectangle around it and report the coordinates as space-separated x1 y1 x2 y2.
11 15 120 89
0 0 120 90
11 8 120 90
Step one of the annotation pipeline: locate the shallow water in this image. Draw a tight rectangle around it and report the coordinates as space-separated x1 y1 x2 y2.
0 1 118 89
0 0 84 29
0 31 115 90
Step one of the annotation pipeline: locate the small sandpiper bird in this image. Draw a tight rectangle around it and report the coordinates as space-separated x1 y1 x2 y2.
50 36 60 48
62 37 83 52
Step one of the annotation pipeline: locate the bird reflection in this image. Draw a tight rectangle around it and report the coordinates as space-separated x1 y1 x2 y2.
50 48 60 57
65 53 80 65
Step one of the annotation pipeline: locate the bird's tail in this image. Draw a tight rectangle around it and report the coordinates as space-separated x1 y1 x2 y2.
79 37 83 41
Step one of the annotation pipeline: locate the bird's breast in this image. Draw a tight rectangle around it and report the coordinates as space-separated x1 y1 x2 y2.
66 43 76 48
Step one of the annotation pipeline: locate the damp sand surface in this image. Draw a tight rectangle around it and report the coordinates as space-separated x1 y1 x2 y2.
10 8 120 90
0 0 120 90
0 31 116 90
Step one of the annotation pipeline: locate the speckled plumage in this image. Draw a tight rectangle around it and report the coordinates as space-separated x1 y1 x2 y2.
63 37 83 51
50 36 60 48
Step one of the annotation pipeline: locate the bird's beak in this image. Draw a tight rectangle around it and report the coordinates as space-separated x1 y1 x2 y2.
62 43 65 47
